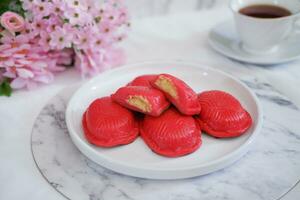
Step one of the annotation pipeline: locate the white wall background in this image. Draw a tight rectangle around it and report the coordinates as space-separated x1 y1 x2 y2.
125 0 229 18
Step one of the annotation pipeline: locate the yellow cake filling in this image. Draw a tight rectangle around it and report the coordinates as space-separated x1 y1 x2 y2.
155 76 178 99
127 95 152 112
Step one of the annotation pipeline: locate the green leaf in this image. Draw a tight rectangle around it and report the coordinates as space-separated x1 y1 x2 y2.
0 0 12 16
0 79 12 97
0 0 25 16
9 0 25 17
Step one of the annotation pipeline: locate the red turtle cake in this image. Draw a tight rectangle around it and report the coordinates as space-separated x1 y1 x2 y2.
196 90 252 138
82 97 139 147
151 74 201 115
127 74 158 87
140 108 202 157
111 86 170 116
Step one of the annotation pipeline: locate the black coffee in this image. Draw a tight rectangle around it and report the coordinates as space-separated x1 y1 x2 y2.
239 4 292 18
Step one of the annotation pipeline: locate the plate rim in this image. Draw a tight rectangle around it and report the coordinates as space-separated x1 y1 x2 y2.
65 60 263 178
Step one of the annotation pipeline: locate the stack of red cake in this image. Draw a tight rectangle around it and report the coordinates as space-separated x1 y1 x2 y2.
82 74 252 157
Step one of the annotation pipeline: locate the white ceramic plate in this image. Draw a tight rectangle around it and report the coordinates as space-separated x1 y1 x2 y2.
66 61 263 180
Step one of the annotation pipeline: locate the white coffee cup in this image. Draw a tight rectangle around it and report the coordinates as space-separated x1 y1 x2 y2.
230 0 300 55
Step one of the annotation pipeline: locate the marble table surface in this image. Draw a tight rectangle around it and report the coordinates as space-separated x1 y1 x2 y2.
1 2 300 200
31 83 300 200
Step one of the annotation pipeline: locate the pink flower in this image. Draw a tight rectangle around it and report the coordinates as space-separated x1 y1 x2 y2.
45 16 61 33
27 19 46 37
20 0 34 11
64 7 92 25
49 26 73 50
30 0 54 19
38 31 51 51
0 31 32 49
99 21 115 35
48 49 74 71
75 49 100 77
0 38 74 90
0 0 130 91
66 0 89 11
0 12 25 35
74 47 125 77
73 26 97 50
93 34 112 49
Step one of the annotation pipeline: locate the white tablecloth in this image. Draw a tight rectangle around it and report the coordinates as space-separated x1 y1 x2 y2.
0 6 299 200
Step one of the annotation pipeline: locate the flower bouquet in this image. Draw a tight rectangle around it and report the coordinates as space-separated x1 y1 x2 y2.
0 0 129 96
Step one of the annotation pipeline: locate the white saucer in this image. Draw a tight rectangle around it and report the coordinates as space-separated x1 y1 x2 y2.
209 20 300 65
66 61 262 180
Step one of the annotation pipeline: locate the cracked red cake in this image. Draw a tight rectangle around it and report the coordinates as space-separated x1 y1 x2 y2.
111 86 170 117
151 74 201 115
